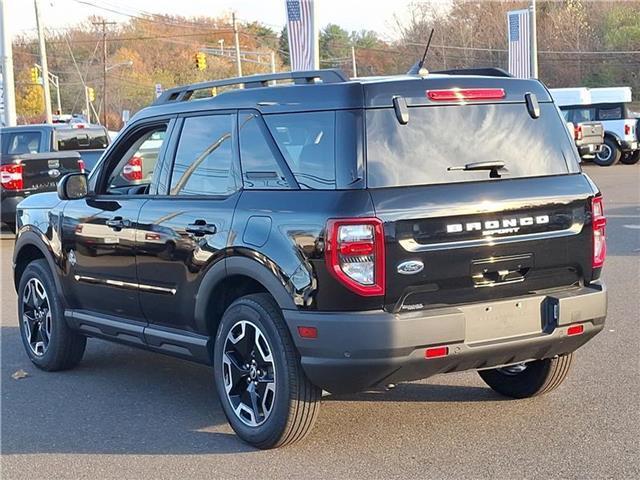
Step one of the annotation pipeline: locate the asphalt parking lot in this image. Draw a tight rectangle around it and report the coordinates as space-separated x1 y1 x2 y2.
1 165 639 479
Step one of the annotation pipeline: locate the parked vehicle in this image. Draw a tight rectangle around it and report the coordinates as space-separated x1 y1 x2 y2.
565 119 604 161
550 87 638 166
13 69 607 449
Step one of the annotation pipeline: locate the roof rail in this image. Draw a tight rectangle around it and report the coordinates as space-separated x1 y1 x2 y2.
154 69 350 105
432 67 513 78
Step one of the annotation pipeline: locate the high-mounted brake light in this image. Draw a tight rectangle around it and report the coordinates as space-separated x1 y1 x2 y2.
591 196 606 268
427 88 506 102
0 163 24 190
325 218 385 296
122 155 143 181
77 159 86 173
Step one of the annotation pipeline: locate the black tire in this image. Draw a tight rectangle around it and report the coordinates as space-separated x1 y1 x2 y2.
213 293 321 449
17 259 86 371
594 137 621 166
478 354 573 399
620 150 640 165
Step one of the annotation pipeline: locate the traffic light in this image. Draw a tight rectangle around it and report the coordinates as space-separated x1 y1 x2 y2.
194 52 207 71
30 67 39 83
87 87 95 102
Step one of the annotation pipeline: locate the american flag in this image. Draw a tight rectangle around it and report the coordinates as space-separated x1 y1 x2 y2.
286 0 318 71
507 9 531 78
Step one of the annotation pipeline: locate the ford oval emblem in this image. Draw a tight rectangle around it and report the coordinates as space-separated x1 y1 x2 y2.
48 169 61 178
397 260 424 275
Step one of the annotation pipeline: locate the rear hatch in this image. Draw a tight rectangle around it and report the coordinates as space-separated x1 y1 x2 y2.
575 121 604 147
363 78 599 312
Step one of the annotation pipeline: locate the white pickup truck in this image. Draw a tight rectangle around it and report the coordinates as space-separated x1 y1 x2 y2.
550 87 638 166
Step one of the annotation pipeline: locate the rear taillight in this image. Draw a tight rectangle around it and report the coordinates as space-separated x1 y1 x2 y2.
122 155 143 181
325 218 385 296
0 164 24 190
591 196 606 268
427 88 505 102
574 124 583 141
77 159 86 173
624 123 632 136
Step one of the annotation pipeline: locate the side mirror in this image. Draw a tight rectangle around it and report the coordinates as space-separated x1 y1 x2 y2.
57 173 88 200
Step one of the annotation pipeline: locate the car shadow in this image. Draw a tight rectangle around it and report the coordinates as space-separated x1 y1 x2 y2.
2 325 504 456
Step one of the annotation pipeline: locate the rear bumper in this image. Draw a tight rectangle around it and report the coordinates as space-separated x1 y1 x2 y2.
283 283 607 393
1 195 24 223
620 140 638 152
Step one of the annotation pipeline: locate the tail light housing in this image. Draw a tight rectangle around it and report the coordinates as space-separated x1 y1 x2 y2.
77 159 86 173
122 155 143 181
591 196 606 268
1 163 24 190
574 124 583 141
325 218 385 296
624 123 633 136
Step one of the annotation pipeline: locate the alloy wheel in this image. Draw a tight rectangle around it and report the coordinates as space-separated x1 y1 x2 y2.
22 278 52 356
597 144 612 162
222 320 276 427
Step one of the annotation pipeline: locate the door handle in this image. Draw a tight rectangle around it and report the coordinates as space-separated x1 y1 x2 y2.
185 219 217 236
105 217 130 230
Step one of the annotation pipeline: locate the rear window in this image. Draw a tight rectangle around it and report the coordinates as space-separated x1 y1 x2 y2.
2 131 41 154
56 128 109 151
264 111 336 189
366 103 578 188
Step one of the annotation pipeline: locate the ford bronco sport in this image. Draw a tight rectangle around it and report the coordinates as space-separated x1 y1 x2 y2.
12 69 607 449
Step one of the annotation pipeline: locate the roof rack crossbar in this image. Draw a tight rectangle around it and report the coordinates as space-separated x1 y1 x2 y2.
154 69 349 105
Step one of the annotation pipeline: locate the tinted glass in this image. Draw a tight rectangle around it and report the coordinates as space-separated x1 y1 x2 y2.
170 115 236 196
239 113 289 189
367 103 576 188
56 128 109 150
568 108 595 123
598 107 622 121
264 111 336 189
5 132 41 154
107 126 167 192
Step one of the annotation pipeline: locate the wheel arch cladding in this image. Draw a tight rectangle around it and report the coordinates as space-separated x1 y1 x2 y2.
194 256 297 336
13 232 62 297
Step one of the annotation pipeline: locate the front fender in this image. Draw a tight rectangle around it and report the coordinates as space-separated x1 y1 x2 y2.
13 228 65 300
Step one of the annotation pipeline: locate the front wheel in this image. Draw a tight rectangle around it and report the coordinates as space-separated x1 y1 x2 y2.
478 354 573 399
213 293 321 449
620 150 640 165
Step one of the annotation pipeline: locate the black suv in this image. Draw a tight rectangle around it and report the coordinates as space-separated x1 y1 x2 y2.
12 69 607 449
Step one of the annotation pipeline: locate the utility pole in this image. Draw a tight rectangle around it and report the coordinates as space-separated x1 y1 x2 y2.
351 46 357 78
529 0 538 78
0 0 17 126
84 86 91 123
232 13 242 77
34 0 52 123
94 20 116 128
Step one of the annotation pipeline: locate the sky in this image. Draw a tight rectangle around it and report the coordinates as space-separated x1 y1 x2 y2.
8 0 414 40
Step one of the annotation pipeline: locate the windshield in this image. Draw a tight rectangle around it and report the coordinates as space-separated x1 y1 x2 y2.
366 103 579 188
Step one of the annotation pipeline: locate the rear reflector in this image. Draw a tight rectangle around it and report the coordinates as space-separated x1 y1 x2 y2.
567 324 584 336
425 346 449 359
427 88 506 102
297 326 318 339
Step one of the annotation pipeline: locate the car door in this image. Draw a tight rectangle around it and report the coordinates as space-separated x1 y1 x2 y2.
136 112 241 337
60 118 175 323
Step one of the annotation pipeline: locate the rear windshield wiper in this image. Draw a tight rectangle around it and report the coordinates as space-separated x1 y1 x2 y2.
447 161 507 178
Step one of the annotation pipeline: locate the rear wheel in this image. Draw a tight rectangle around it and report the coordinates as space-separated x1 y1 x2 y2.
213 293 321 449
18 259 86 371
478 354 573 399
594 138 621 166
620 150 640 165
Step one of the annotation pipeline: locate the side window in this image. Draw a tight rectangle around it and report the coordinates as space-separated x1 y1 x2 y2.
598 106 622 121
6 132 41 154
170 114 236 196
264 111 336 190
239 113 289 189
106 125 168 194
